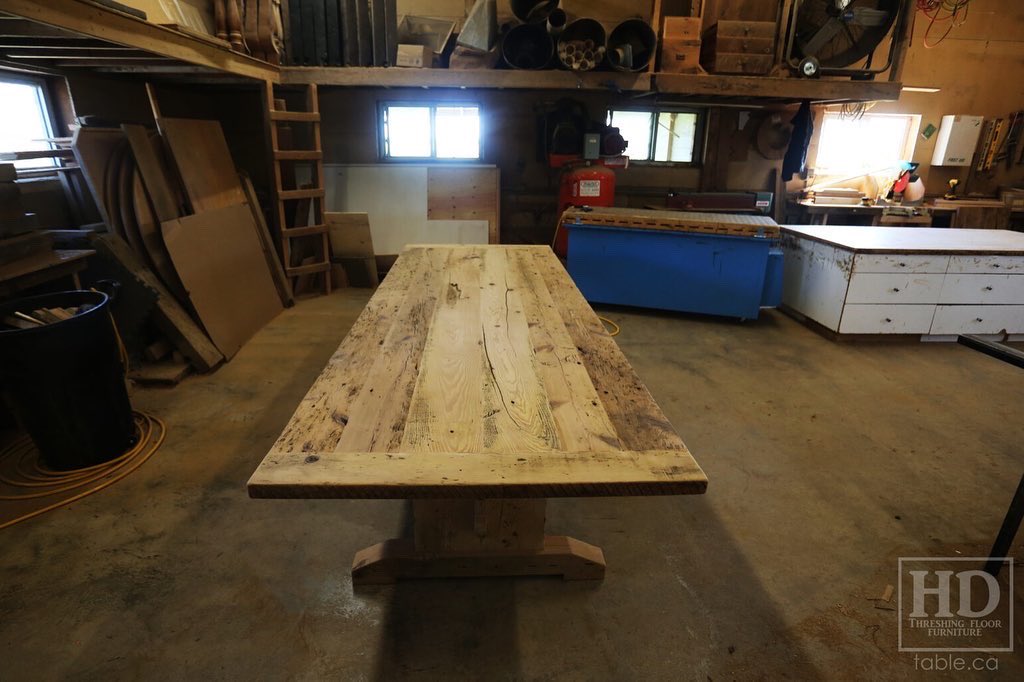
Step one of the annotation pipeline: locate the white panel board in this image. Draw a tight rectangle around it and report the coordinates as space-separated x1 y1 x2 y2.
325 164 490 254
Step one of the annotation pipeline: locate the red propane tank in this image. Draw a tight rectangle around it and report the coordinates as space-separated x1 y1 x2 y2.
555 162 616 257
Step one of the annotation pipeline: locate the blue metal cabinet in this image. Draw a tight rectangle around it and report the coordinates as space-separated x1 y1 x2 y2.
566 223 784 319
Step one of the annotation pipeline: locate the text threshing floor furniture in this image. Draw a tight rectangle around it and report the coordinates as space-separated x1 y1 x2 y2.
248 245 708 584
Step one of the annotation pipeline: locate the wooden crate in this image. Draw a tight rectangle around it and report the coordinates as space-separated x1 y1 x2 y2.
701 19 776 75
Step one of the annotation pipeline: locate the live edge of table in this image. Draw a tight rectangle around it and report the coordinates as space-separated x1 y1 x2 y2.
247 245 708 584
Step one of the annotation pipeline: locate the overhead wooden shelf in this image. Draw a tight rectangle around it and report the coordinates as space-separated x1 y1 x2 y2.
0 0 279 82
653 72 903 104
280 66 899 104
281 66 651 93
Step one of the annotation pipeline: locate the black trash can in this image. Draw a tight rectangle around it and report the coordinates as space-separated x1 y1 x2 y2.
0 284 136 470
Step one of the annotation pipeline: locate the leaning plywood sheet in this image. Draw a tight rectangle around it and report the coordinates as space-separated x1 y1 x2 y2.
71 127 123 228
249 245 708 499
326 211 378 288
562 207 781 238
160 203 283 360
159 118 246 213
92 234 222 372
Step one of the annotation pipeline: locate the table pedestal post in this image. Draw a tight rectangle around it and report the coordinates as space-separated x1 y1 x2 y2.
351 499 606 584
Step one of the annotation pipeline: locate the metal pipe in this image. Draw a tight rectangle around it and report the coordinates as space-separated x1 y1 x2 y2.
556 18 606 71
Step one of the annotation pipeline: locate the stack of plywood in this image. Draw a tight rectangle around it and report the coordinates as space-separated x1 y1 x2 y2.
73 117 288 378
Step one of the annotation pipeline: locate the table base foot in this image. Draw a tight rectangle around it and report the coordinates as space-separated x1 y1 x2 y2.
351 535 606 585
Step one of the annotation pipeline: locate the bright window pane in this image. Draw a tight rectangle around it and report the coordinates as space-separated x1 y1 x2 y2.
0 80 55 170
654 112 698 163
385 106 431 157
609 111 653 161
435 106 480 159
815 113 919 174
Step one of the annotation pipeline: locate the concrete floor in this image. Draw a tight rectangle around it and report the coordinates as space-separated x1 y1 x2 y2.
1 290 1022 680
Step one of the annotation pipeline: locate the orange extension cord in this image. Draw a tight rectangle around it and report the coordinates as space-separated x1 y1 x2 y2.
0 412 166 531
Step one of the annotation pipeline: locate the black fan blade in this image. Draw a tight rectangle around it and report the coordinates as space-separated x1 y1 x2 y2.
802 17 845 56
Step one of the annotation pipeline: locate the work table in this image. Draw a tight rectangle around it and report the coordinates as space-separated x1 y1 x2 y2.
249 245 707 583
781 225 1024 339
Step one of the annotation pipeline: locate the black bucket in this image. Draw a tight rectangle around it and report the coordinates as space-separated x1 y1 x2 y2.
0 283 136 470
511 0 559 24
607 19 657 72
502 23 554 70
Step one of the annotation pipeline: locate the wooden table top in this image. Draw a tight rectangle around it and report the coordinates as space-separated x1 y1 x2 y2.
781 225 1024 255
248 245 707 499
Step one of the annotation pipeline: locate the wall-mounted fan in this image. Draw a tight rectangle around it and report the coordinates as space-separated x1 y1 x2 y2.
784 0 909 78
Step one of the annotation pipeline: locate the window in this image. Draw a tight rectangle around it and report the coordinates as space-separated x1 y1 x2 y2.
0 76 57 170
380 103 482 160
606 108 703 163
814 112 921 175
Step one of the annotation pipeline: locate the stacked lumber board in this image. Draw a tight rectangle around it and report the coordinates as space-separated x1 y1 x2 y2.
561 206 780 238
71 115 288 378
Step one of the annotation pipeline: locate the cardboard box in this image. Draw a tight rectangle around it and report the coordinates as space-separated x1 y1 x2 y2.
660 39 702 73
396 44 433 68
663 16 702 41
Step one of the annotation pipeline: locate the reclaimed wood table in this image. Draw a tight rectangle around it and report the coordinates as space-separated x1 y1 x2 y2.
248 245 708 584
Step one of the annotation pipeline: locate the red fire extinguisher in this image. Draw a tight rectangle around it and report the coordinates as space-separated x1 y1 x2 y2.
554 162 616 258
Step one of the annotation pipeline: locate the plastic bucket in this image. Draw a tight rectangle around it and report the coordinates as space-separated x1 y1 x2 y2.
0 283 136 470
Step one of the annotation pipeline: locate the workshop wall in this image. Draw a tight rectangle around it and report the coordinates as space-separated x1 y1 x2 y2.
805 0 1024 196
319 87 783 244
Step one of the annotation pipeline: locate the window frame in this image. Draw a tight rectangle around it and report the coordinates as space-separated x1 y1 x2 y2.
0 73 59 170
813 111 922 176
378 100 485 163
606 106 706 166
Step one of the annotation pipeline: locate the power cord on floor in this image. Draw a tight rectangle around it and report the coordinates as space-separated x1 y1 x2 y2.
0 412 166 530
599 316 621 337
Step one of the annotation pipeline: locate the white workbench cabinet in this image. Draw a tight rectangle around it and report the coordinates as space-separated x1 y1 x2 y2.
781 225 1024 339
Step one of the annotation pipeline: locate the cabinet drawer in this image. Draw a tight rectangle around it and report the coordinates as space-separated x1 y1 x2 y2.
714 20 776 38
707 36 774 54
839 304 936 334
938 274 1024 304
930 305 1024 335
947 255 1024 274
703 53 773 74
846 273 944 304
853 254 949 274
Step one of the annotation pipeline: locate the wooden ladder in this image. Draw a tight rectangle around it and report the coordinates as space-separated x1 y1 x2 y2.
264 82 331 295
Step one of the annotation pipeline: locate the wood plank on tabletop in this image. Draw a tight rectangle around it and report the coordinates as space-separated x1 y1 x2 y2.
267 248 432 455
526 248 689 453
507 248 622 453
332 247 449 453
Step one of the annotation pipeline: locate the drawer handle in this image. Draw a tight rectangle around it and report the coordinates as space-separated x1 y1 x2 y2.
976 318 984 322
892 287 901 292
884 317 893 323
898 262 907 267
993 263 1001 268
984 286 994 291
